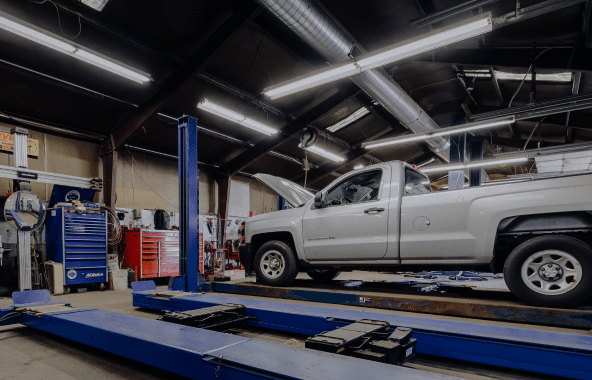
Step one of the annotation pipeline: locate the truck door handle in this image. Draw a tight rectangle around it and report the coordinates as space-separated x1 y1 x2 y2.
364 207 385 213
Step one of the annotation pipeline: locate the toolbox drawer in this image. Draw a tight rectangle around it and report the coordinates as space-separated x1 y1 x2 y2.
65 257 107 269
142 258 159 276
160 262 179 277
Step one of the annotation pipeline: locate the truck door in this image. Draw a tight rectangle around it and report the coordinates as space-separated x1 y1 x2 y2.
302 167 390 261
399 168 477 261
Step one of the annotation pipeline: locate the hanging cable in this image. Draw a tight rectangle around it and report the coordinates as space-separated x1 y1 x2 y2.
507 48 553 108
101 205 122 245
523 116 547 150
304 151 308 189
29 0 82 39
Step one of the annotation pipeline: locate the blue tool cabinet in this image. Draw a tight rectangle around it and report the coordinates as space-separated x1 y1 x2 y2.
46 207 108 286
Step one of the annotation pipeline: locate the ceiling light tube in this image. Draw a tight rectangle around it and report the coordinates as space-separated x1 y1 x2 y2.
362 116 515 149
197 99 278 136
327 108 370 133
356 13 492 71
305 145 345 162
493 71 572 82
263 12 492 99
264 62 360 99
421 157 528 174
417 158 436 167
0 10 151 83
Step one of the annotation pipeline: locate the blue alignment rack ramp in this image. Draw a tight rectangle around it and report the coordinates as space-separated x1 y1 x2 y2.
1 289 459 380
133 281 592 380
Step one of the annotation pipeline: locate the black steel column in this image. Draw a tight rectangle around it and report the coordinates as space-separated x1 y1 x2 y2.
469 138 484 186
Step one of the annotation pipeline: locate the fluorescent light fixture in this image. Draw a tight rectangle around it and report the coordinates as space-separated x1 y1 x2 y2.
81 0 110 11
355 14 492 71
421 157 529 174
494 71 572 82
197 99 278 136
0 10 151 83
327 108 370 133
302 144 345 162
463 70 573 82
263 12 492 99
74 50 149 83
417 158 436 167
265 63 361 99
363 116 515 149
461 69 490 78
354 164 364 169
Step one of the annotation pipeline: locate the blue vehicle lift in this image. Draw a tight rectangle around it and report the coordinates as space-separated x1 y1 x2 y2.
1 289 458 380
1 115 591 379
131 281 592 380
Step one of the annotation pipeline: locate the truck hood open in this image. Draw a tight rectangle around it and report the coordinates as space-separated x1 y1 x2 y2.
253 173 314 208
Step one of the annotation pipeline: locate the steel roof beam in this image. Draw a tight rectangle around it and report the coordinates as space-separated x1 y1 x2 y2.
411 48 592 72
220 85 358 176
492 0 587 29
410 0 499 27
471 92 592 122
99 1 260 155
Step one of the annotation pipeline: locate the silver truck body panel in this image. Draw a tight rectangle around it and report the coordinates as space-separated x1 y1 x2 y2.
245 160 592 266
302 164 392 261
253 173 313 208
400 171 592 264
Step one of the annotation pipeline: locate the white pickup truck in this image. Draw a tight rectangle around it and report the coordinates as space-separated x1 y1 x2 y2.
239 161 592 307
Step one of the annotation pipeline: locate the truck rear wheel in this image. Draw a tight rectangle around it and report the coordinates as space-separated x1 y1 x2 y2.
306 270 341 281
254 240 298 286
504 235 592 308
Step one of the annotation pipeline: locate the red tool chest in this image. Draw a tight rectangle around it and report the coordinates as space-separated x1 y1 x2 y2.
122 230 181 280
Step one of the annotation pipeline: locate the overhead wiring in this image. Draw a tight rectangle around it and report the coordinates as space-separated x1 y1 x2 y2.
523 116 547 150
507 48 553 108
29 0 82 39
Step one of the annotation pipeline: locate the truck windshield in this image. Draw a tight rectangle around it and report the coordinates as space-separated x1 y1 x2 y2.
404 169 431 196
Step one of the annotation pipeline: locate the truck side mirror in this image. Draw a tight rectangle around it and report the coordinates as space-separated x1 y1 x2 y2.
314 191 325 208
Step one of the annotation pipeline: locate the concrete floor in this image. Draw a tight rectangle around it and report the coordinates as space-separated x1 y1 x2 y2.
0 283 567 380
295 270 510 291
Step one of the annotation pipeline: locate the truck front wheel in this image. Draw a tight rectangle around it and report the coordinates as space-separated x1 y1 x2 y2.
504 235 592 308
254 240 298 286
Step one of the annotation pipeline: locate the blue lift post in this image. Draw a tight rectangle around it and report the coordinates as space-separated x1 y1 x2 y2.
174 115 205 292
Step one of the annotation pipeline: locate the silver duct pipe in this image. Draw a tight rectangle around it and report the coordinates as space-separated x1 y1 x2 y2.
256 0 450 161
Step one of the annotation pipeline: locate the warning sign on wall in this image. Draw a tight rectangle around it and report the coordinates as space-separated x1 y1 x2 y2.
0 132 39 157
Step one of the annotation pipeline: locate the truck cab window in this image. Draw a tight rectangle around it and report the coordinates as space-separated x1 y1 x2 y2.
326 170 382 206
404 169 431 196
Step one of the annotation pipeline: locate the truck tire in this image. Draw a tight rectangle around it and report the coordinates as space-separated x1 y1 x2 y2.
504 235 592 308
306 270 341 281
254 240 298 286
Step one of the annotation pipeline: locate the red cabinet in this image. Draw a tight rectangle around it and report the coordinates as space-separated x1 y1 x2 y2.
122 230 180 280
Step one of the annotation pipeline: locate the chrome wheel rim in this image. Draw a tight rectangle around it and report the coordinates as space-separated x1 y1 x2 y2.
521 250 582 295
260 250 285 279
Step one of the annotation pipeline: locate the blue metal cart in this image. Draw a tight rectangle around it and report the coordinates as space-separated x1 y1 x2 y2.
46 206 108 287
